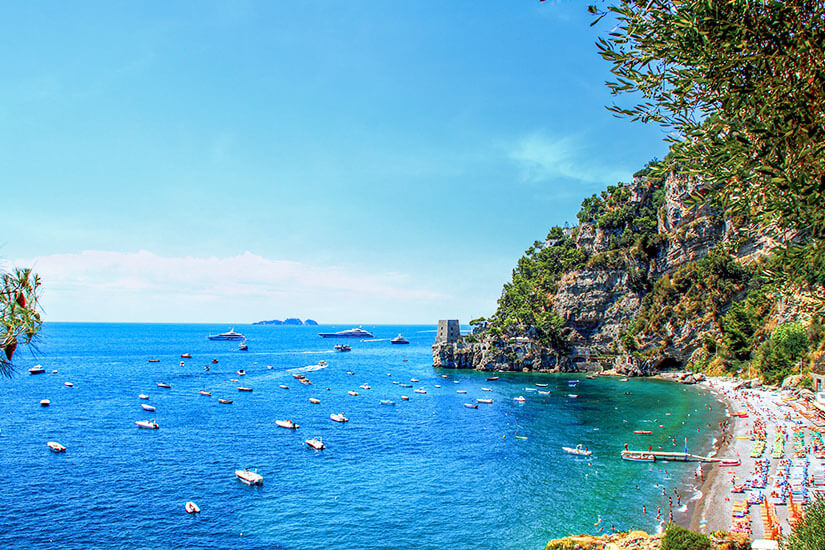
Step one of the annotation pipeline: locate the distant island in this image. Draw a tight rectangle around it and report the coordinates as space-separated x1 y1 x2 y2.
253 318 318 326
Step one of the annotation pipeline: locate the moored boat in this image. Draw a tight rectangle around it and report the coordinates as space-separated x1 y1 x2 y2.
456 390 467 394
135 419 159 429
279 384 289 389
486 376 499 381
208 328 245 341
237 370 246 376
235 467 263 485
401 395 409 400
139 394 149 400
237 387 253 392
238 341 248 351
185 501 200 514
720 459 742 467
477 398 493 404
633 430 652 434
157 382 170 388
309 397 321 404
40 399 50 407
218 398 233 404
464 403 478 409
148 359 160 363
348 391 358 396
562 444 592 456
390 334 409 345
28 365 46 375
64 382 74 387
318 327 374 338
621 450 656 462
141 404 156 412
181 353 192 359
414 389 427 394
276 419 299 429
305 438 325 450
380 399 395 406
199 390 212 396
330 413 349 423
47 441 66 453
513 396 526 402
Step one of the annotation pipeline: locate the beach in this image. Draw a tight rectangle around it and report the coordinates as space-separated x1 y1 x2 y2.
688 377 825 541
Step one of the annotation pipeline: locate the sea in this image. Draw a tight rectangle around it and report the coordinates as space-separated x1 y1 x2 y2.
0 323 726 549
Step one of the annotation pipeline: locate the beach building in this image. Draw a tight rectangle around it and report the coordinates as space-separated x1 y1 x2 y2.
812 372 825 392
436 320 460 344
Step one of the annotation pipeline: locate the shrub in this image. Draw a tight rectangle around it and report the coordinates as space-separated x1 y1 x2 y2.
661 523 710 550
781 494 825 550
755 322 809 385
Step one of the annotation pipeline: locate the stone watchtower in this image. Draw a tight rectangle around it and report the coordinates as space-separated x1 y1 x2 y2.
436 320 460 343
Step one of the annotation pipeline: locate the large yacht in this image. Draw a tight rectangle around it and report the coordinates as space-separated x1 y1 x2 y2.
318 327 374 339
208 328 245 341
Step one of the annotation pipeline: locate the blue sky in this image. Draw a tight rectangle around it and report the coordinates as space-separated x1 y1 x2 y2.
1 1 667 323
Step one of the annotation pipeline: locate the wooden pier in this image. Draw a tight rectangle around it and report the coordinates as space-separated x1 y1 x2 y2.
622 450 720 463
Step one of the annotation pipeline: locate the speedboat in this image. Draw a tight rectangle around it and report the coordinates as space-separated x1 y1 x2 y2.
621 450 655 462
218 398 233 404
185 501 200 514
456 390 467 394
477 398 493 404
64 382 74 387
238 341 248 351
293 374 305 379
157 382 171 389
536 383 548 387
211 358 219 364
47 441 66 453
139 394 149 400
135 419 159 429
464 403 478 409
181 353 192 359
235 467 263 485
199 390 212 396
513 396 526 402
391 334 409 345
279 384 289 389
563 444 592 456
633 430 652 434
410 378 419 382
208 328 245 341
348 391 359 396
318 327 374 338
400 395 409 400
28 365 46 375
148 359 160 363
237 387 253 392
435 384 441 388
309 398 321 404
414 389 427 394
305 438 325 450
330 413 349 423
486 376 499 381
481 387 492 391
568 394 578 398
276 419 299 429
334 344 352 352
141 404 156 412
40 399 50 407
359 384 371 390
237 370 246 376
380 400 395 406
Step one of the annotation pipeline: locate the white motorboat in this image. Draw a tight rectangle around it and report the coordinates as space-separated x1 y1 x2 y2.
464 403 478 409
157 382 170 389
237 370 246 376
481 387 492 391
380 399 395 406
135 419 159 429
47 441 66 453
237 387 253 392
456 390 467 394
359 384 371 390
28 365 46 375
64 382 74 387
568 394 578 398
400 395 409 400
199 390 212 396
330 413 348 423
40 399 50 407
139 394 149 400
563 444 592 456
305 438 325 450
275 419 299 429
279 384 289 389
141 404 156 412
238 341 248 351
414 389 427 394
235 467 263 485
477 398 493 404
621 450 655 462
513 396 526 402
309 398 321 404
185 501 201 514
348 391 358 396
218 398 233 404
318 327 374 338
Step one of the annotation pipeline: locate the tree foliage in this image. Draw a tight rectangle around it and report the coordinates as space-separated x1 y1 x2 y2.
1 267 43 376
660 522 711 550
592 0 825 286
754 321 809 384
781 495 825 550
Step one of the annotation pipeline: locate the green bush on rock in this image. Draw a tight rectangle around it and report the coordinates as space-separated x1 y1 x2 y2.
661 523 710 550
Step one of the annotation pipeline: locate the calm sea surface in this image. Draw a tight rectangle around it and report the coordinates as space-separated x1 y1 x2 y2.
0 323 725 549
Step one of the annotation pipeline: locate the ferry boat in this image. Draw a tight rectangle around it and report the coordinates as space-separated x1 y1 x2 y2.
208 328 245 341
390 334 409 345
318 327 374 338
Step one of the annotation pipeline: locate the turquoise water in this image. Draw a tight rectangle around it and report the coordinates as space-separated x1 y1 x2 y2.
0 324 724 549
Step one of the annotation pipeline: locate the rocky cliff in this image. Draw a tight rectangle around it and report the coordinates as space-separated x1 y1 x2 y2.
434 169 809 378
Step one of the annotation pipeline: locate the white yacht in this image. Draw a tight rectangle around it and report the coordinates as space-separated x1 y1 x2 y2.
318 327 374 338
208 328 245 341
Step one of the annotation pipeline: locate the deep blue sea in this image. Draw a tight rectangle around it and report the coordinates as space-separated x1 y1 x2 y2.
0 323 725 549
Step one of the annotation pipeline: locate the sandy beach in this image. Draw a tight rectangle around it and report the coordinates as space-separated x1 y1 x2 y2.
688 377 825 541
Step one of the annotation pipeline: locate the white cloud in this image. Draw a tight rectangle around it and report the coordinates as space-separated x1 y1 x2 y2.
509 132 629 185
9 250 447 323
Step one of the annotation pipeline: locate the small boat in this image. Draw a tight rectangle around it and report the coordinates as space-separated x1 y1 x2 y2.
441 375 448 379
348 391 359 396
305 438 325 450
211 359 219 364
293 374 306 379
51 370 57 373
456 390 467 394
410 378 419 383
47 441 66 453
486 376 499 381
515 435 528 440
330 413 349 423
568 380 579 385
390 334 409 345
536 383 548 387
309 398 321 404
276 419 299 429
139 394 149 400
359 384 371 390
300 379 312 385
464 403 478 409
157 382 170 388
64 382 74 387
562 444 592 456
40 399 50 407
237 387 253 392
185 501 200 514
513 396 526 402
279 384 289 389
400 395 409 400
568 394 578 398
237 370 246 376
135 419 159 429
181 353 192 359
141 404 156 412
235 467 263 486
414 389 427 394
148 359 160 363
28 365 46 375
621 450 655 462
399 383 412 388
199 390 212 396
720 459 742 467
380 400 395 406
238 341 248 351
333 344 351 352
230 378 239 382
620 378 629 382
208 328 245 341
346 371 355 375
633 430 652 434
218 399 233 404
435 384 441 388
481 387 492 391
267 365 272 369
477 398 493 404
538 391 551 395
180 361 185 367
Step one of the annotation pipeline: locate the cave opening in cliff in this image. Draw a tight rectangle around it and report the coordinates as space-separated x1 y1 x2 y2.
654 357 681 372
